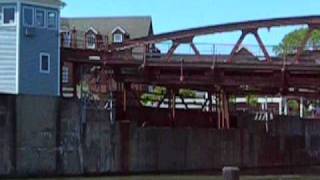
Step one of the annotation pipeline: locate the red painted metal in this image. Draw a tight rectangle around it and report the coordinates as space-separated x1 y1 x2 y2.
228 31 247 62
190 42 201 60
60 16 320 131
166 42 180 61
252 30 271 62
113 16 320 51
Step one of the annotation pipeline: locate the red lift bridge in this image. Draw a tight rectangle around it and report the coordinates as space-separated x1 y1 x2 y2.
61 15 320 172
62 15 320 127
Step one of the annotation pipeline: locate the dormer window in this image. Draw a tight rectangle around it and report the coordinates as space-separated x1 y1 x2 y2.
87 33 96 49
111 26 127 44
113 33 123 43
86 27 98 49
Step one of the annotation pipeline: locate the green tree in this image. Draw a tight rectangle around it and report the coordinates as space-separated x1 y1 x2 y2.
246 95 259 108
273 28 320 55
141 87 166 105
140 87 196 105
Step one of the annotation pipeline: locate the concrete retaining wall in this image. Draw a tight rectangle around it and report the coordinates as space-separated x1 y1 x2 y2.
1 97 320 177
129 119 320 172
0 95 15 175
59 99 121 175
16 95 59 175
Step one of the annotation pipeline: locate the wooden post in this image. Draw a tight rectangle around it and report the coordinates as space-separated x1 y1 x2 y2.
223 167 240 180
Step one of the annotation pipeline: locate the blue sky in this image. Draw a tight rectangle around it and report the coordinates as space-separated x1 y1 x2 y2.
62 0 320 48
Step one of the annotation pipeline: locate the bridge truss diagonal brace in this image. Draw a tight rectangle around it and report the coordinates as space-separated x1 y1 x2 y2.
166 36 201 61
166 42 180 62
228 29 271 63
228 31 248 63
252 30 271 62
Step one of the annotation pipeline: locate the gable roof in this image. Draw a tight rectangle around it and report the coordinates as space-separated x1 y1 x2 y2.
235 47 256 57
111 26 128 34
61 16 153 39
233 47 259 62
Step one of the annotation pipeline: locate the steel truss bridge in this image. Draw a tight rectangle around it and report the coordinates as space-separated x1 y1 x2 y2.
62 15 320 129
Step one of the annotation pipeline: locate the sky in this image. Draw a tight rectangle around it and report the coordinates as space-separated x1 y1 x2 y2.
61 0 320 52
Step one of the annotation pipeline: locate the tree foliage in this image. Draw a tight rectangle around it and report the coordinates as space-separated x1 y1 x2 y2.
246 95 259 108
273 28 320 55
141 87 166 105
140 87 196 105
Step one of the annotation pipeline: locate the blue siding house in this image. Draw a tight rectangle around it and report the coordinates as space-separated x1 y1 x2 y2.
0 0 62 96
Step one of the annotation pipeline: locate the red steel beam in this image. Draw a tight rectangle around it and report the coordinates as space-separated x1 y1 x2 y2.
114 16 320 50
252 30 271 62
228 31 248 62
166 42 180 62
190 42 201 60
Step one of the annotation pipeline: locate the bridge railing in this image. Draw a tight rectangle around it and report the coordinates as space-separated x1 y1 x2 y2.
60 30 320 63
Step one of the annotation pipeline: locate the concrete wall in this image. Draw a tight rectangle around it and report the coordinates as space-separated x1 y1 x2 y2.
1 97 320 177
59 99 121 175
0 95 15 175
129 119 320 173
15 95 59 175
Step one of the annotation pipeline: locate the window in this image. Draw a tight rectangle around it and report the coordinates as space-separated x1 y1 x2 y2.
62 66 69 83
40 53 50 73
2 7 15 25
87 33 96 49
23 7 34 27
35 9 45 28
62 31 72 47
47 11 57 29
113 33 123 43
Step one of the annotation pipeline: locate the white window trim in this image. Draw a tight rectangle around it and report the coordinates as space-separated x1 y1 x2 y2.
23 6 34 27
35 8 46 28
47 10 57 30
88 27 98 35
1 6 16 26
86 33 96 49
40 53 50 74
111 26 127 34
113 33 124 43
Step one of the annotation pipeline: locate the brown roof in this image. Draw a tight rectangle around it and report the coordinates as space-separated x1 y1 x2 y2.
61 16 153 40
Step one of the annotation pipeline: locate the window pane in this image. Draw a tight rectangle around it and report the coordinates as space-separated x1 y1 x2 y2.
35 10 44 27
47 11 57 29
41 55 49 72
4 8 15 24
62 66 69 83
87 34 96 49
113 34 123 43
24 8 33 26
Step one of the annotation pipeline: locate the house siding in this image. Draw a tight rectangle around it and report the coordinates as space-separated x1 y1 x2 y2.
0 4 17 94
19 4 59 96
